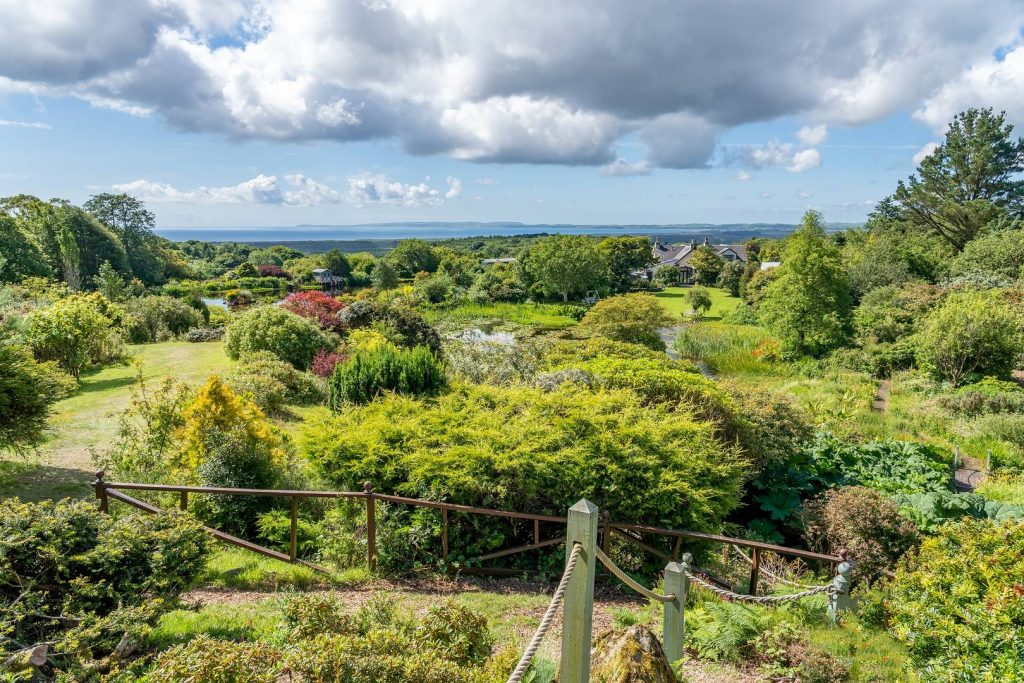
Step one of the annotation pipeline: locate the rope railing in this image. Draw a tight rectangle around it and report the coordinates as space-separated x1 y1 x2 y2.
506 542 583 683
685 566 836 604
730 544 821 590
594 547 675 603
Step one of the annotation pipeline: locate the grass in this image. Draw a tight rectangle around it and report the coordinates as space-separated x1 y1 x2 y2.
808 618 914 682
975 473 1024 504
654 287 741 321
202 546 372 591
0 341 233 502
421 301 578 330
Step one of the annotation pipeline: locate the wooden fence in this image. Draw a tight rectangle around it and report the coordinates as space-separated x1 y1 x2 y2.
92 472 842 596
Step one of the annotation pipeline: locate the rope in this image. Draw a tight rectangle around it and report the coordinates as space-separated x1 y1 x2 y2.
730 545 820 590
685 567 835 604
506 543 583 683
594 547 675 603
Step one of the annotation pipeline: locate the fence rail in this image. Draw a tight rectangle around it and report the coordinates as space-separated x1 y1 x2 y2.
92 472 843 596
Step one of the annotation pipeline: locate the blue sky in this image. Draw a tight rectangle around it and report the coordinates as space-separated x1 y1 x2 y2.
1 1 1022 229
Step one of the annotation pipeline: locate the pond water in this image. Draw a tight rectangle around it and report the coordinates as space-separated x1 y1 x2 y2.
202 297 227 309
448 328 517 345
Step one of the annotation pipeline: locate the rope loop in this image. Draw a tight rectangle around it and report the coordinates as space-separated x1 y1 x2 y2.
686 566 836 604
594 547 675 603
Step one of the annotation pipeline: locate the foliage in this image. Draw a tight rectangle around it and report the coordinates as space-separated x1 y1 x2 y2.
183 327 223 342
147 636 285 683
227 351 324 413
26 293 115 376
124 295 204 343
687 286 713 319
469 262 527 303
976 474 1024 505
576 292 673 350
915 289 1024 386
0 213 50 283
445 338 540 386
280 290 345 330
716 260 744 296
544 336 683 366
888 519 1024 678
673 322 776 374
852 283 943 346
0 342 70 453
950 225 1024 281
224 305 337 370
311 349 348 378
939 376 1024 416
337 300 441 354
758 211 852 357
522 234 607 301
894 108 1024 251
304 383 747 567
688 245 725 285
598 235 654 291
889 490 1023 533
388 239 440 276
326 345 444 407
371 259 400 291
803 486 920 582
0 499 209 672
652 264 680 287
724 384 815 474
256 263 290 279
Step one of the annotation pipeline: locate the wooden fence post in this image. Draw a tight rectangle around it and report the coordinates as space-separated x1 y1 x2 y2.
364 481 377 572
289 495 299 562
828 561 853 623
748 547 760 596
952 445 960 483
179 491 188 511
93 470 108 514
662 554 689 666
560 499 598 683
985 449 992 474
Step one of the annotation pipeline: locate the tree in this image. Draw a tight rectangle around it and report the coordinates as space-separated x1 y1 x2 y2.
950 222 1024 282
55 224 81 291
224 306 337 370
371 260 399 291
687 286 712 319
688 245 725 285
0 214 49 283
894 108 1024 251
758 211 852 357
576 293 673 350
84 193 165 284
322 248 352 279
26 296 114 376
652 264 680 288
388 239 439 276
716 260 744 296
598 236 654 291
523 234 607 301
92 260 129 301
915 290 1024 386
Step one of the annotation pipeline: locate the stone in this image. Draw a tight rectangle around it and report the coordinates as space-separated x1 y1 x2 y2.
588 625 678 683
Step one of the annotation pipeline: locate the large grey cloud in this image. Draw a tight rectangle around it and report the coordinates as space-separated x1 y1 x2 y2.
2 0 1021 167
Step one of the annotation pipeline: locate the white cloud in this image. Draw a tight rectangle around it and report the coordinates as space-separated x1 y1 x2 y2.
0 118 51 129
600 159 654 177
798 190 813 199
796 124 828 146
474 177 495 185
114 173 344 206
735 170 752 181
2 0 1023 168
912 141 940 165
347 175 462 207
787 148 822 173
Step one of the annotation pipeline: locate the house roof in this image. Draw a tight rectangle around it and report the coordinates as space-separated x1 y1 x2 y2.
652 238 748 268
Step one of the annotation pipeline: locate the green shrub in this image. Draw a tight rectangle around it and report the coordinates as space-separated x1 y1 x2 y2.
26 294 115 376
148 636 285 683
183 326 224 343
418 601 493 665
576 293 673 350
803 486 920 582
224 305 338 370
227 351 324 413
304 383 746 569
327 345 444 407
0 499 209 670
889 490 1023 533
0 343 73 452
888 519 1024 678
545 337 694 368
123 295 204 343
975 473 1024 505
338 300 441 354
940 376 1024 416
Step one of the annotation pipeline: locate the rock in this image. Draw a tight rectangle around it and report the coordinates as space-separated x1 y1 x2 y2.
588 625 679 683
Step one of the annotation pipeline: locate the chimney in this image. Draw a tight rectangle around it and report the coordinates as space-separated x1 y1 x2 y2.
690 239 697 248
703 236 709 245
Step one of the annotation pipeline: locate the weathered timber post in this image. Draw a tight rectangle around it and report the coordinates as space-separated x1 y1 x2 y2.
561 499 598 683
93 470 108 513
662 554 689 666
952 445 960 483
601 509 611 557
828 561 853 623
748 547 761 596
986 449 992 474
179 491 188 511
364 481 377 572
289 495 299 562
441 508 449 562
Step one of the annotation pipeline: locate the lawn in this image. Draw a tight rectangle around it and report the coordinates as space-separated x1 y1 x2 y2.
0 341 233 502
421 301 578 330
654 287 741 321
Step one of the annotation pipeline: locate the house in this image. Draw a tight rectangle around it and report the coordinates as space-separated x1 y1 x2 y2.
311 268 345 291
645 237 749 285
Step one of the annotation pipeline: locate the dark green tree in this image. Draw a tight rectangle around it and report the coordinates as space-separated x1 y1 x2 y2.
522 234 607 301
894 108 1024 251
322 249 352 278
388 239 439 276
85 193 165 284
598 236 654 291
688 245 725 285
716 260 744 296
0 214 49 283
371 260 399 291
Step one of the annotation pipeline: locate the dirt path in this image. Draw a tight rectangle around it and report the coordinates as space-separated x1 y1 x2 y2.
871 379 891 412
954 455 986 492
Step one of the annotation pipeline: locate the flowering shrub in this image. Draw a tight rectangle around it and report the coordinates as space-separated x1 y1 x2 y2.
281 290 345 330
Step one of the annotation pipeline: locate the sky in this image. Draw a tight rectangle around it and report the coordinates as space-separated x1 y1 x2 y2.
2 0 1024 229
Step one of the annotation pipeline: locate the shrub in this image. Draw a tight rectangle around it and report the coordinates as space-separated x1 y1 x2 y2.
724 384 814 474
26 294 114 376
888 519 1024 678
224 305 338 370
337 300 441 354
950 228 1024 281
311 349 347 378
182 326 224 343
939 376 1024 416
227 351 323 413
0 343 72 452
803 486 920 582
852 283 943 345
889 490 1023 533
123 295 204 343
545 337 690 367
326 345 444 407
576 293 673 350
652 264 680 287
0 499 208 671
916 290 1024 386
687 285 713 319
281 290 345 330
256 264 291 279
148 636 285 683
304 383 747 568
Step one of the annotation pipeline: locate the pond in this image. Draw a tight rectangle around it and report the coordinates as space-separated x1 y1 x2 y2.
448 328 517 346
202 297 227 309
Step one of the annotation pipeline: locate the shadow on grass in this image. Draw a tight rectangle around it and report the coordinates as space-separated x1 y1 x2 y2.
0 459 92 502
76 374 138 395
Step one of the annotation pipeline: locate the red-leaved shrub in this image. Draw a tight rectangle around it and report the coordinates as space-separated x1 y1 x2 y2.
281 291 345 330
311 349 347 377
257 264 292 279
